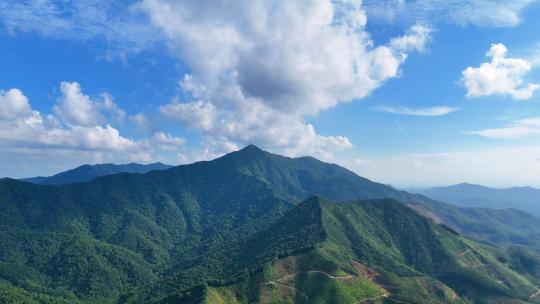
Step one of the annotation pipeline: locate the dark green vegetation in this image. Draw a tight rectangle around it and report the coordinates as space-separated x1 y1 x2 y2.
417 183 540 217
1 145 540 303
20 162 172 185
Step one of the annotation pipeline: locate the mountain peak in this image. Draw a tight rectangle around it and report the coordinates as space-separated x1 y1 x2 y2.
238 144 264 154
218 144 270 161
455 182 480 187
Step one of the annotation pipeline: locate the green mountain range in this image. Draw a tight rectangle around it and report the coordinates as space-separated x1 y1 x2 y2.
20 162 173 185
1 145 539 303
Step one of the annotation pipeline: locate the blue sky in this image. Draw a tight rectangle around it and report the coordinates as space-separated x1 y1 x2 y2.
1 0 540 187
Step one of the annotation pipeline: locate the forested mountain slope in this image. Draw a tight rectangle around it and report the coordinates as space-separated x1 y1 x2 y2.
136 197 540 304
1 145 539 303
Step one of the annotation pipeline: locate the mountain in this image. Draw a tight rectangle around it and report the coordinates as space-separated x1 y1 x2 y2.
20 162 173 185
1 145 540 303
416 183 540 217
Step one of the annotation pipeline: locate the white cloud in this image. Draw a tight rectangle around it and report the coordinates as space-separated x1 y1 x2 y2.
466 116 540 139
0 84 186 173
529 43 540 66
53 82 125 127
343 146 540 188
363 0 538 28
462 43 539 100
129 113 147 127
148 132 186 151
376 106 459 116
66 125 138 151
139 0 430 159
519 117 540 127
0 88 32 120
160 98 216 131
54 82 101 127
99 93 126 122
0 109 137 152
467 126 539 139
389 24 432 52
0 0 432 160
128 113 153 133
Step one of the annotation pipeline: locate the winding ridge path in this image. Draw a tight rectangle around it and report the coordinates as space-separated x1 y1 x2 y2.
264 270 388 303
357 291 389 303
387 298 413 304
263 281 309 303
458 249 472 257
276 270 354 283
300 270 353 280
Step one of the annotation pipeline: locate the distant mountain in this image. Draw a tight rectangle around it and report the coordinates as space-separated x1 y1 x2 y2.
416 183 540 217
20 162 173 185
1 145 540 303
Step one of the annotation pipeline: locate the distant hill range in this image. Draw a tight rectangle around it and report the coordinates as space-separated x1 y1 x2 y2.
416 183 540 217
20 162 173 185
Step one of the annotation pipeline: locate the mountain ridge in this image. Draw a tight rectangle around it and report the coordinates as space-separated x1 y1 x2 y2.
417 183 540 217
19 162 173 185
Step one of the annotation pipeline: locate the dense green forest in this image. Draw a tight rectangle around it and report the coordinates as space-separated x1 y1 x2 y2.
127 197 540 303
1 145 539 303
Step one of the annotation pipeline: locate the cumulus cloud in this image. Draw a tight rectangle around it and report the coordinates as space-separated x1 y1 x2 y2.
0 109 137 152
466 116 540 139
0 0 433 160
376 106 459 116
138 0 431 158
389 24 432 52
0 84 185 170
160 97 216 131
128 113 152 133
148 132 186 151
462 43 539 100
0 88 32 120
363 0 537 28
129 113 147 127
53 82 125 127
